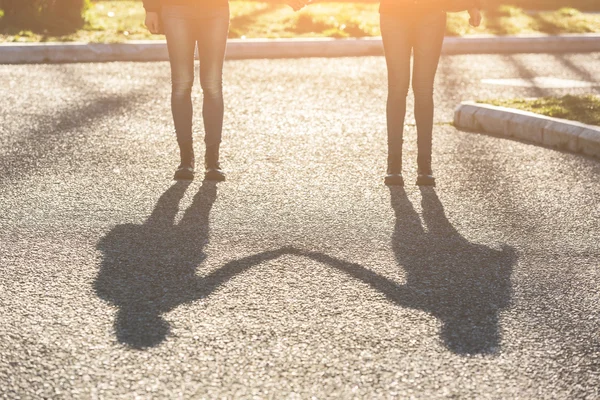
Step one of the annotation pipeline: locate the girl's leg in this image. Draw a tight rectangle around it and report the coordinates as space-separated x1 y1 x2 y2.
196 7 229 163
162 6 197 172
412 11 446 176
380 14 413 182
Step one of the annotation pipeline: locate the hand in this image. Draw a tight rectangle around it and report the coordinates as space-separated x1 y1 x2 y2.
468 8 482 27
286 0 309 12
145 12 160 34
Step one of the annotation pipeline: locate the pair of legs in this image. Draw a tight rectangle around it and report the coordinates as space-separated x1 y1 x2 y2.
381 10 447 186
161 5 229 181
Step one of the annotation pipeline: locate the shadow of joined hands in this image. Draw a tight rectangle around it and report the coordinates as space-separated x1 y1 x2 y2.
95 184 516 354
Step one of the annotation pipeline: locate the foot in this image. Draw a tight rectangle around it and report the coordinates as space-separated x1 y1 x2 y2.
205 145 226 182
205 165 226 182
385 173 404 186
416 169 435 186
174 164 195 181
174 147 195 181
385 153 403 186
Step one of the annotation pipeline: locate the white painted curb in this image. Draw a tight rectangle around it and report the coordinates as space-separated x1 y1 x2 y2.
454 101 600 159
443 33 600 55
1 34 600 64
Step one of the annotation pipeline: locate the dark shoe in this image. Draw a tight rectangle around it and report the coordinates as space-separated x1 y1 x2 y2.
174 146 195 181
416 169 435 186
205 145 226 182
385 153 403 186
385 173 404 186
174 164 195 181
205 166 225 182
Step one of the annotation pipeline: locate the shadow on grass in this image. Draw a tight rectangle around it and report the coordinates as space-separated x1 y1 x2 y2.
95 184 516 355
229 3 280 38
0 13 84 37
479 5 598 36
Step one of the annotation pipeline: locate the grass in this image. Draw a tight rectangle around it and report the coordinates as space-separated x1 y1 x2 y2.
481 95 600 126
228 2 380 39
1 1 600 42
494 0 600 11
480 6 600 35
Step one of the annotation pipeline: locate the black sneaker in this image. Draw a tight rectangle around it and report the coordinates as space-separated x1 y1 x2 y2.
385 153 403 186
205 145 226 182
416 169 435 186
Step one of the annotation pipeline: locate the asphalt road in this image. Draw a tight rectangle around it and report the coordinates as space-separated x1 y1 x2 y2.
1 53 599 399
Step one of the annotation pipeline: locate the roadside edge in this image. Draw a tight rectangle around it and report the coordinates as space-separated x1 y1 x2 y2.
1 34 600 64
453 101 600 159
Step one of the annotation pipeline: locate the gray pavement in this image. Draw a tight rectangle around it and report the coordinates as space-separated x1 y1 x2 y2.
1 53 599 399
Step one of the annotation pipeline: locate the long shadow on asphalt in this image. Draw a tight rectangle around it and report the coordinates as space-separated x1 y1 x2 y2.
96 181 215 348
0 67 158 183
0 90 149 183
389 187 517 354
95 184 517 355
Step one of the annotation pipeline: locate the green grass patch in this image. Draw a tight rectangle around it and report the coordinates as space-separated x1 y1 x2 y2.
228 2 379 39
1 1 600 42
493 0 600 11
481 95 600 126
446 5 600 36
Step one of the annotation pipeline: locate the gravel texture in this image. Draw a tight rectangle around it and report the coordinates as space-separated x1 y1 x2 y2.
1 53 599 399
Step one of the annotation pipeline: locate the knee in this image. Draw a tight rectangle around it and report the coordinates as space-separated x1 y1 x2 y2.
200 78 223 99
412 84 434 100
171 79 193 98
388 82 409 99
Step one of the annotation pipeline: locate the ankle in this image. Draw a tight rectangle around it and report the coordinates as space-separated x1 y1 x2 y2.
417 162 432 176
387 153 402 175
205 144 220 169
180 155 195 170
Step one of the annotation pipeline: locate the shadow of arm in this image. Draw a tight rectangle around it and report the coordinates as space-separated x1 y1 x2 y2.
301 250 414 306
192 247 299 301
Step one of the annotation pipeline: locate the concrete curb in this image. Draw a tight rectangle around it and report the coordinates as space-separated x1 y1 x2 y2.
2 34 600 64
454 101 600 159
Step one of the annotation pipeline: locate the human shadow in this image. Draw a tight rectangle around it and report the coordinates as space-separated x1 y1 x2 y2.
387 187 517 354
95 181 313 349
95 183 312 349
301 189 517 354
96 183 516 355
95 181 217 348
